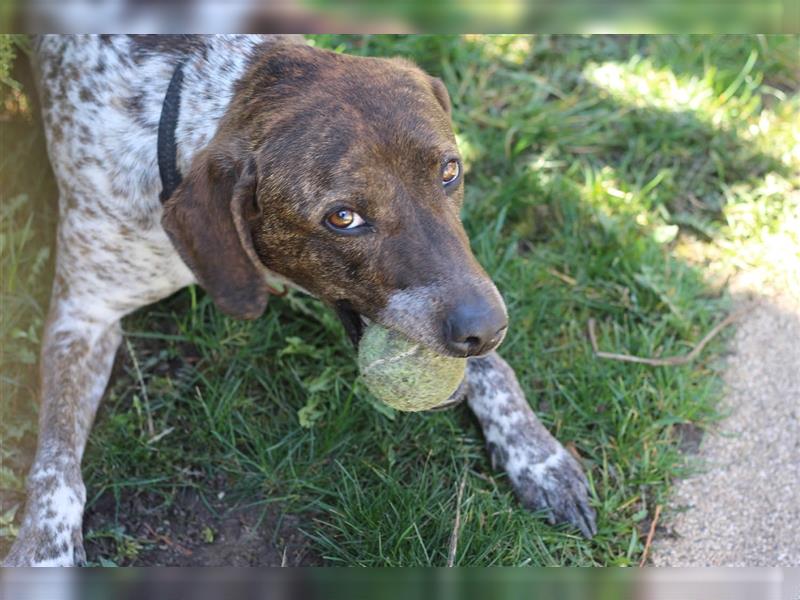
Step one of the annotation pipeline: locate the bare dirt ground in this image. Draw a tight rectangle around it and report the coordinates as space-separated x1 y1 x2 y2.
83 484 321 566
653 265 800 566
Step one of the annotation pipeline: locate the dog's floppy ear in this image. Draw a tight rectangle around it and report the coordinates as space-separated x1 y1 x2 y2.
430 77 451 115
161 150 270 320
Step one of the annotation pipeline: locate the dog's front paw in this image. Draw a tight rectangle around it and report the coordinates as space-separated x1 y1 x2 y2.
505 446 597 538
490 440 596 538
466 351 596 538
2 475 87 567
2 523 85 566
2 521 85 567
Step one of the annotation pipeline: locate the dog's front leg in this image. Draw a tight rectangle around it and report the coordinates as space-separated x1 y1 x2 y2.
2 301 122 566
466 351 597 538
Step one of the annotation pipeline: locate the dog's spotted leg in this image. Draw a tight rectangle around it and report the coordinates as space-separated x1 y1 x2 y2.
466 351 597 538
2 300 122 567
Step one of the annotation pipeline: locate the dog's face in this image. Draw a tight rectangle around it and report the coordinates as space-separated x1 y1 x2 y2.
163 44 507 357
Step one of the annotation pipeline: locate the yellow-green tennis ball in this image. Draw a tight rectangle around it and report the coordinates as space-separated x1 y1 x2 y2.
358 323 466 412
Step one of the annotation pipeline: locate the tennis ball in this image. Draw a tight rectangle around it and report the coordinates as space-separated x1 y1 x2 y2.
358 323 466 412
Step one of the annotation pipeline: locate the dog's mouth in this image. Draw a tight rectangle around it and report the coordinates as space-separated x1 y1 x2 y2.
334 300 366 347
334 299 468 410
334 298 504 357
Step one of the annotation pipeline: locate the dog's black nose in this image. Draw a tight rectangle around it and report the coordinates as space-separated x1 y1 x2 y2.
444 298 508 357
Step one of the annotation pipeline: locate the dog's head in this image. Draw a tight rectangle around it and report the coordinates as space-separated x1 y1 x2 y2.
163 43 507 357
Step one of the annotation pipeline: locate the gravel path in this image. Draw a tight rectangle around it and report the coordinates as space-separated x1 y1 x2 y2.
653 283 800 566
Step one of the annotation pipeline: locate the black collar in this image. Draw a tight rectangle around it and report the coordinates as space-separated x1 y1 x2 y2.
157 62 185 203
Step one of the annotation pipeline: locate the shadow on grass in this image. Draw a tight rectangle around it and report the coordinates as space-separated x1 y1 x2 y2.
0 47 59 549
1 35 797 565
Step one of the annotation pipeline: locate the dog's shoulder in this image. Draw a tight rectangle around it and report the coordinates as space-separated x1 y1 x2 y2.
33 35 294 219
34 36 166 216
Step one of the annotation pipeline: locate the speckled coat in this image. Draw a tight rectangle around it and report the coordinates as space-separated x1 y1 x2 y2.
3 35 594 566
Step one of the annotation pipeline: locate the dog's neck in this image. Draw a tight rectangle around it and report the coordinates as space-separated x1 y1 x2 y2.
106 35 302 213
152 35 308 296
169 35 276 177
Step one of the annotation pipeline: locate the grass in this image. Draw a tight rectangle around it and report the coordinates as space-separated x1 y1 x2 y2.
1 34 798 566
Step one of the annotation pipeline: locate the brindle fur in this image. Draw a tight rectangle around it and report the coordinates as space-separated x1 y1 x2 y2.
3 35 594 567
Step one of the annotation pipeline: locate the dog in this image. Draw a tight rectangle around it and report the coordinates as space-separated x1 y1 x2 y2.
3 34 595 567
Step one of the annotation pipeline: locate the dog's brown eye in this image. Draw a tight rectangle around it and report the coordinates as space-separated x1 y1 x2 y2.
442 159 460 185
326 208 366 230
